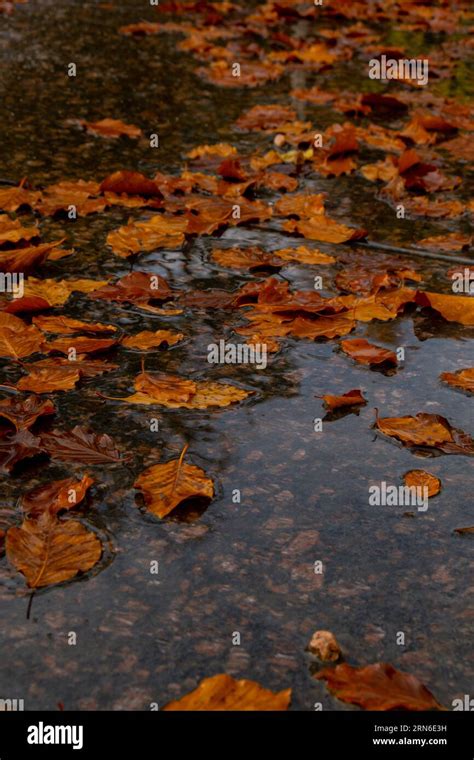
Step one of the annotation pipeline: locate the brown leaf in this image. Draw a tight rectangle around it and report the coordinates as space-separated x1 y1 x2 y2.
113 369 251 409
440 368 474 394
15 367 82 393
318 389 367 410
2 277 107 313
77 118 142 139
90 272 173 305
107 214 187 258
33 315 116 335
99 170 163 198
20 474 94 520
41 425 128 465
0 429 45 473
0 215 39 246
316 663 444 711
134 444 214 518
340 338 397 367
121 330 184 350
375 412 474 455
403 470 441 497
416 233 472 252
0 313 44 358
163 673 291 711
46 335 118 355
6 514 101 588
0 395 55 431
416 291 474 326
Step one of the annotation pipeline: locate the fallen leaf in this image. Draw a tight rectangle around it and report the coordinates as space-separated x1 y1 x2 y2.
416 291 474 325
19 474 94 520
440 368 474 394
41 426 128 464
0 429 45 473
375 412 474 455
46 335 118 355
76 118 142 139
403 470 441 497
99 170 162 198
134 444 214 518
340 339 397 367
6 517 101 588
15 367 81 393
121 330 184 350
0 216 39 245
107 214 187 257
33 315 116 335
0 313 44 358
318 389 367 410
316 663 444 711
416 233 471 252
162 673 291 711
0 394 55 431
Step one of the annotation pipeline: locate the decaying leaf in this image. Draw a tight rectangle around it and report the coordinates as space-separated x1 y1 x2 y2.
162 673 291 711
76 118 142 139
340 339 397 367
108 368 251 409
440 368 474 394
416 291 474 325
375 412 474 455
318 389 367 410
33 315 116 335
0 313 44 359
316 663 444 711
107 214 187 258
134 444 214 518
403 470 441 497
20 474 94 519
0 394 55 431
41 426 129 465
121 330 184 351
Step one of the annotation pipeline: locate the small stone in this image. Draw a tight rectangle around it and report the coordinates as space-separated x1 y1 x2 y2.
274 133 286 148
308 630 341 662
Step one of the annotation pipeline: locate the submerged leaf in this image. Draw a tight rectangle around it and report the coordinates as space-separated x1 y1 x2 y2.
163 674 291 711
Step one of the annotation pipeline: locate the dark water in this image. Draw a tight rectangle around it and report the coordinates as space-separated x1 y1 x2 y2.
0 0 473 710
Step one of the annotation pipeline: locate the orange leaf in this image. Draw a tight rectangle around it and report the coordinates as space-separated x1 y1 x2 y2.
163 674 291 711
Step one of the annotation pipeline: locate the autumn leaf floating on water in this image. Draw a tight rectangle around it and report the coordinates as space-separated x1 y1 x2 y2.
134 444 213 519
403 470 441 498
375 412 474 456
74 118 142 139
318 389 367 411
105 367 251 409
6 475 101 588
162 674 291 711
121 330 184 351
316 663 444 711
0 313 44 359
340 339 397 368
440 368 474 394
41 426 129 465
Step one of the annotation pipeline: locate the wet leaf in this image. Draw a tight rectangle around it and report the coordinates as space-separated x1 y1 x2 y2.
440 368 474 394
109 369 251 408
90 272 173 305
416 233 472 252
3 277 107 313
134 444 214 518
375 412 474 455
107 214 187 257
42 426 128 464
76 118 142 139
99 170 162 198
318 389 367 410
162 673 291 711
33 315 117 335
19 474 94 520
121 330 184 350
15 367 82 393
340 338 397 367
0 313 44 358
416 291 474 325
0 428 45 473
316 663 444 711
0 215 39 246
0 394 55 431
403 470 441 497
46 335 118 355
